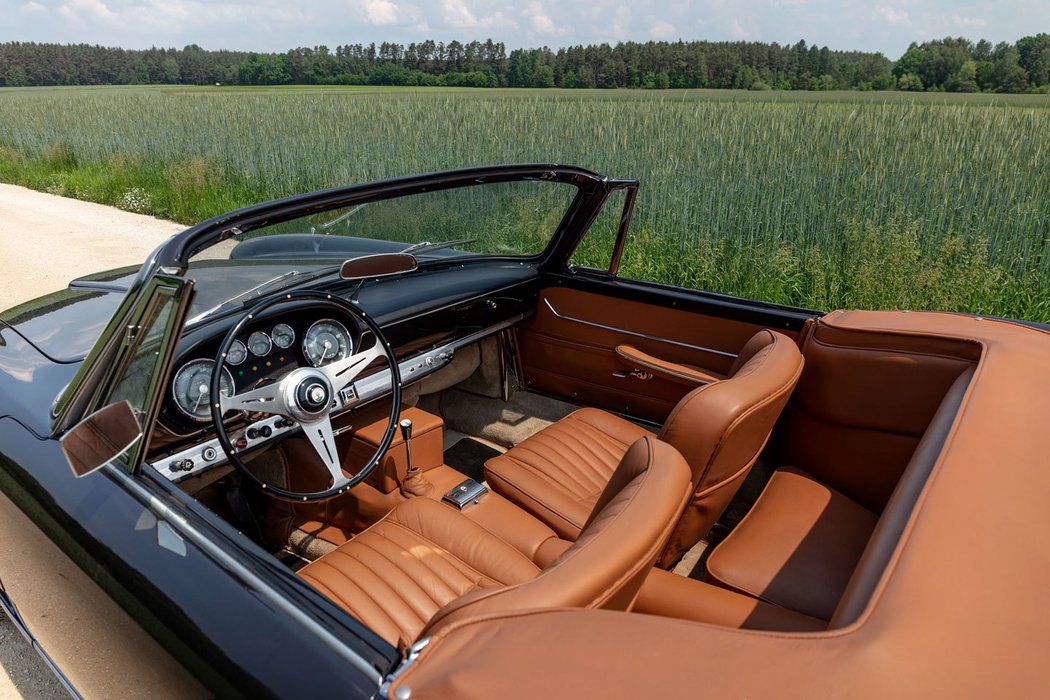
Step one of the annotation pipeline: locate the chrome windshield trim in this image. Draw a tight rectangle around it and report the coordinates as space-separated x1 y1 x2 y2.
543 298 738 358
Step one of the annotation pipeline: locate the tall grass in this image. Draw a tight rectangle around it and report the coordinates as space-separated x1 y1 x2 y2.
0 86 1048 320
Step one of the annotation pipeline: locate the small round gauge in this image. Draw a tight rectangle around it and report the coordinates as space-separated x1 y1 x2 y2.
247 331 272 357
303 319 352 367
226 339 248 366
172 359 235 422
271 323 295 349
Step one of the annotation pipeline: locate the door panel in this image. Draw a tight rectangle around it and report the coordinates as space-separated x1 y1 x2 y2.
518 283 808 423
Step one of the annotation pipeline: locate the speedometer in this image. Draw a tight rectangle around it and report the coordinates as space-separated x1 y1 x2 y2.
172 359 235 422
303 319 352 367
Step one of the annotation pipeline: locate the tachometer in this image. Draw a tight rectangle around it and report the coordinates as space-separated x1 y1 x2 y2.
271 323 295 349
226 339 247 366
303 319 352 367
172 359 235 422
247 331 272 357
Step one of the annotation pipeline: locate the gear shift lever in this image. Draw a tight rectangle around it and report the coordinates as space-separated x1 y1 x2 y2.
400 418 414 468
399 416 434 498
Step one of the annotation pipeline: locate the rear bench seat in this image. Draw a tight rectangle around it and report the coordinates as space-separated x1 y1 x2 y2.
704 366 974 627
633 366 974 630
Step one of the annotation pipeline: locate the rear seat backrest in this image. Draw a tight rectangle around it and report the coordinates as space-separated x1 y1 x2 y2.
830 366 975 628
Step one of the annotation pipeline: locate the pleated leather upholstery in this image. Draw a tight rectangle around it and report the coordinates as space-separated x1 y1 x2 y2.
298 498 540 647
483 408 654 539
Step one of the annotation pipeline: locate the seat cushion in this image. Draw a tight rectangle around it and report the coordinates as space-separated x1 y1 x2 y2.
705 467 878 621
298 498 540 647
484 408 654 539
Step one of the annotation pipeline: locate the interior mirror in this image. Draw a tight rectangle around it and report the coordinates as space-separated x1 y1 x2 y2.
60 400 142 478
340 253 418 280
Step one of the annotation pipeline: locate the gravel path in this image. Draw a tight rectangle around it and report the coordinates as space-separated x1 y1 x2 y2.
0 184 183 699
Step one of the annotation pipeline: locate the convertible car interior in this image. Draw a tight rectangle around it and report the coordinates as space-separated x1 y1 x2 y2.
13 167 1042 696
143 249 984 650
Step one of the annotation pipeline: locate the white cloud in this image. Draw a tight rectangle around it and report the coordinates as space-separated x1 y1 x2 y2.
359 0 401 26
951 14 986 29
729 18 749 38
874 3 911 26
441 0 476 27
527 0 558 35
649 20 676 39
19 1 47 14
58 0 114 22
439 0 514 30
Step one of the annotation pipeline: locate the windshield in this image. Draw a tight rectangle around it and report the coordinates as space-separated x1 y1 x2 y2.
183 178 578 321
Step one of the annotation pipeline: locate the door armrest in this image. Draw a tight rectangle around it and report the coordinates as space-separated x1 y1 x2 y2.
614 344 721 386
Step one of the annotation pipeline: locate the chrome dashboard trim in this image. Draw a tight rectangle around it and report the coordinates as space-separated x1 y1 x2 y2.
542 298 737 358
152 314 523 483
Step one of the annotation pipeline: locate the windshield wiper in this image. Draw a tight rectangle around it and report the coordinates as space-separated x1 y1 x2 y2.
399 238 477 255
186 270 302 325
311 204 368 234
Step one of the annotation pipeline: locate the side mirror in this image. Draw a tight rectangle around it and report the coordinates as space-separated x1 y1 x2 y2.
60 400 142 478
340 253 418 280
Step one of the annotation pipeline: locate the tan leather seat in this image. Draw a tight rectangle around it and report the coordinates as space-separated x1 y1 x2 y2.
705 467 878 621
707 367 975 625
486 329 804 567
300 436 691 647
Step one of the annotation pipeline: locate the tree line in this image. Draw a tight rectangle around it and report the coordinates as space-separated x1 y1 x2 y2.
1 35 1048 93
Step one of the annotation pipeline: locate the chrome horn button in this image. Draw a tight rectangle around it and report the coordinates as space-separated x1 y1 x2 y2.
280 368 335 423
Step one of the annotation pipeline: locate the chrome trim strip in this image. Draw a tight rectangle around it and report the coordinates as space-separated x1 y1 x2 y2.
105 464 384 686
542 298 738 358
154 313 525 482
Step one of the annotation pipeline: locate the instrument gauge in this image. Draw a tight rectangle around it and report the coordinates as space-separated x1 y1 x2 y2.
226 340 247 366
303 319 352 367
172 359 235 422
271 323 295 349
247 331 272 357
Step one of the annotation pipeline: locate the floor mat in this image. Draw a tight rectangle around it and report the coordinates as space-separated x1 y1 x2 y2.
443 437 502 483
428 387 578 449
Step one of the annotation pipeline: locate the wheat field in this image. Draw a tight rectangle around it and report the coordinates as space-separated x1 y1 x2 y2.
1 85 1048 320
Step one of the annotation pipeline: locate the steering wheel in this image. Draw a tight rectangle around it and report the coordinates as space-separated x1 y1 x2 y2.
210 291 401 501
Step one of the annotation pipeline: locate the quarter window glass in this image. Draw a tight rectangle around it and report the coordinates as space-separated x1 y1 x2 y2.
570 189 627 271
110 293 176 423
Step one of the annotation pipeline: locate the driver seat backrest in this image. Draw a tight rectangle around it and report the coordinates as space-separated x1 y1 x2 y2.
420 436 692 638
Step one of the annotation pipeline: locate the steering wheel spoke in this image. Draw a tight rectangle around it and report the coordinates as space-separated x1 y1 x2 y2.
220 381 283 415
319 343 382 392
301 415 349 491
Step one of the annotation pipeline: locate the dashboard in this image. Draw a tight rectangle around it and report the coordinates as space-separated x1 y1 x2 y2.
169 317 357 423
149 262 542 483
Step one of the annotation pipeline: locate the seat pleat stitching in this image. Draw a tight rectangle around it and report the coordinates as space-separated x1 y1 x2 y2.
372 523 488 611
327 544 433 632
545 421 622 483
381 521 499 593
531 428 614 493
518 427 610 492
509 440 596 497
571 418 635 467
303 561 405 640
347 533 462 620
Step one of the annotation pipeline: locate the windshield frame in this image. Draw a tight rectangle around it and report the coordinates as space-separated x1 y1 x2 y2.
157 165 612 274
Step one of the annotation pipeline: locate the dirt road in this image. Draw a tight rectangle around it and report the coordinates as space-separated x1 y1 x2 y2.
0 184 183 699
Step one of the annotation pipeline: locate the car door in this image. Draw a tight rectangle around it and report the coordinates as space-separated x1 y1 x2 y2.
518 184 817 424
0 275 211 697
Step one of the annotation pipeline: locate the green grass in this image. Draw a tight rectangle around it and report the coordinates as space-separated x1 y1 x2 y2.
1 85 1049 321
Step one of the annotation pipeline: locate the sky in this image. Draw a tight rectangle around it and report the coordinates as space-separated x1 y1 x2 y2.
2 0 1047 59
